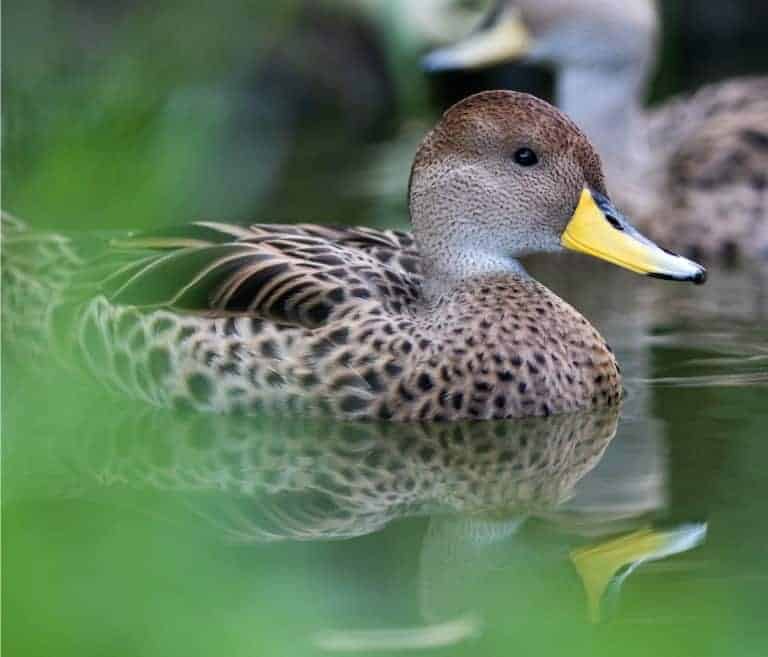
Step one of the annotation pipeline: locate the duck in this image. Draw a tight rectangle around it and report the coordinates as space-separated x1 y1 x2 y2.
1 91 705 421
423 0 768 260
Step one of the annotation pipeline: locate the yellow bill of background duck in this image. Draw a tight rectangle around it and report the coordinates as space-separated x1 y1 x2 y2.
422 3 530 71
563 188 706 283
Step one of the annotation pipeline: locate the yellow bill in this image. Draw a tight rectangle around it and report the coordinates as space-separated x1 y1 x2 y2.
422 6 530 72
562 188 706 283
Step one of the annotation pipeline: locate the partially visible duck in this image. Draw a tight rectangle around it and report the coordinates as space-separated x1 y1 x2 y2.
1 91 705 421
424 0 768 260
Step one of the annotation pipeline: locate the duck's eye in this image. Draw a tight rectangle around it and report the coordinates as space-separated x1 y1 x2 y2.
513 147 538 167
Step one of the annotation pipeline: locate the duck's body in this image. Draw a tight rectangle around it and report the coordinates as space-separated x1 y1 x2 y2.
2 91 703 421
424 1 768 259
6 219 619 421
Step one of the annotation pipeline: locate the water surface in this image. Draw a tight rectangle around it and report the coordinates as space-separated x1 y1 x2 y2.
5 256 768 657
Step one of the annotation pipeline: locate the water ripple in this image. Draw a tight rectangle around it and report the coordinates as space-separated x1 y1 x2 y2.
640 372 768 388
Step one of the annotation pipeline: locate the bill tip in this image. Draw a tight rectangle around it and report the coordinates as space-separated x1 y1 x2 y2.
692 267 707 285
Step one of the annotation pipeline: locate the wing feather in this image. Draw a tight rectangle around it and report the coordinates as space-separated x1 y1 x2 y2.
89 222 422 328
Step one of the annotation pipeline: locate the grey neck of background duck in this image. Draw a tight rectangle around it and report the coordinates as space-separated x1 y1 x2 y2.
556 63 651 182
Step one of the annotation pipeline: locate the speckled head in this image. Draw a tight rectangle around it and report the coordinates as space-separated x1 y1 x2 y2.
408 91 706 289
409 91 604 274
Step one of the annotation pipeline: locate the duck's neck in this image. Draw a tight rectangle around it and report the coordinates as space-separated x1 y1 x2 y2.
417 247 530 300
556 63 651 181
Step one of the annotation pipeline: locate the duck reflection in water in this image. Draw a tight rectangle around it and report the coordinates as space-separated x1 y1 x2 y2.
55 402 704 641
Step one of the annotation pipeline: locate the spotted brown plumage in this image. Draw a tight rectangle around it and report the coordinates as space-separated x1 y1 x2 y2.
4 90 698 421
654 91 768 259
638 77 768 260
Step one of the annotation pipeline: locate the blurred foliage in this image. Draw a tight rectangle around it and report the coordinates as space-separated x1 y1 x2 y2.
4 1 297 229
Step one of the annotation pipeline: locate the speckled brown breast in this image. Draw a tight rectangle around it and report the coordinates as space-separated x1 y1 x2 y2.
302 274 622 421
393 275 622 421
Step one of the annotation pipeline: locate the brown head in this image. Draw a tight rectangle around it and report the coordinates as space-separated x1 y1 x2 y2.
408 91 705 290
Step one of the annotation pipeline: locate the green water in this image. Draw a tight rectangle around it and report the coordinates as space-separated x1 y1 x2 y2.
5 257 768 657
